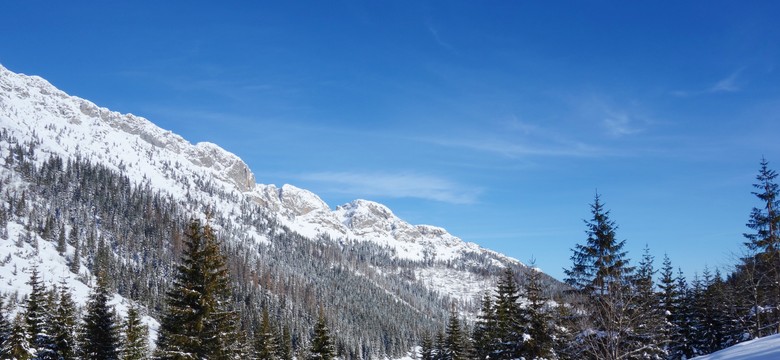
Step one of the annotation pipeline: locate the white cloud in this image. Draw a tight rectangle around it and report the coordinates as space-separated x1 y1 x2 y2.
672 68 744 97
708 69 742 93
298 171 480 204
603 109 642 137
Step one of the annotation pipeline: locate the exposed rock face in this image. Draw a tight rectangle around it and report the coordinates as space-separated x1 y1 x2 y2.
0 64 257 193
0 63 516 265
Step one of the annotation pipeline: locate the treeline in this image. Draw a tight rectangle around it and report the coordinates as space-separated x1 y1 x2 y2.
2 127 532 358
419 158 780 360
0 218 340 360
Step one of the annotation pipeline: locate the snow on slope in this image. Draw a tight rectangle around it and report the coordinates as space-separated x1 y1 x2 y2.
693 334 780 360
0 63 536 319
0 63 514 266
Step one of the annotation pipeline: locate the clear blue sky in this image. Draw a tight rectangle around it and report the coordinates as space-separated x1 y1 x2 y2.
2 1 779 281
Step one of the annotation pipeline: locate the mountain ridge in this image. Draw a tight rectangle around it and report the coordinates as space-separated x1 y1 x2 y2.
0 62 520 267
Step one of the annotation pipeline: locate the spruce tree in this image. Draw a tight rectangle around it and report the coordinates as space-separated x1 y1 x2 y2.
492 268 525 359
1 313 34 360
658 254 679 357
0 298 10 351
471 292 495 360
51 280 78 360
25 265 57 360
79 271 120 360
121 305 149 360
521 264 557 360
419 332 434 360
444 308 466 360
629 246 666 359
254 307 278 360
308 309 335 360
671 269 695 360
275 325 292 360
743 157 780 333
433 331 446 360
155 218 243 360
564 194 637 360
565 193 631 295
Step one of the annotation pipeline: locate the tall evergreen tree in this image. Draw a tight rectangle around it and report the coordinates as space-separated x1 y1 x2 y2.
155 218 243 360
471 292 495 360
419 332 434 360
743 157 780 334
308 309 335 360
433 331 446 360
275 325 292 360
1 313 34 360
564 194 638 360
79 272 120 360
121 305 149 360
671 269 695 360
0 298 10 351
658 255 680 358
521 263 557 360
51 280 78 360
629 246 667 360
492 268 525 359
444 308 466 360
565 193 631 296
25 265 57 360
254 307 278 360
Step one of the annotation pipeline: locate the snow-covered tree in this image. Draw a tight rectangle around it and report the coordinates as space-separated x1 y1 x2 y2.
308 309 335 360
154 218 243 359
79 272 120 360
121 305 148 360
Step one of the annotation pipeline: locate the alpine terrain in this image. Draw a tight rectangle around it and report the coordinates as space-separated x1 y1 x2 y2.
0 64 557 358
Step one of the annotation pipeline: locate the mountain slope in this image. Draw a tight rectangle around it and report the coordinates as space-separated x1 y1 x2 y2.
0 64 556 357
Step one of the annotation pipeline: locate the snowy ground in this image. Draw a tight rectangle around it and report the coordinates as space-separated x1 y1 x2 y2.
693 334 780 360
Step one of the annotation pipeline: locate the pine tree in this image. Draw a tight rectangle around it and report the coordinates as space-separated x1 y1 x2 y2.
25 265 57 360
564 194 637 360
0 298 10 351
629 246 667 359
69 225 80 274
51 280 78 360
433 331 446 360
1 313 34 360
155 218 243 360
521 263 557 360
658 254 679 358
743 157 780 334
565 193 631 296
121 305 149 360
254 307 278 360
275 325 292 360
471 292 495 360
419 332 434 360
492 268 525 359
79 271 120 360
444 308 466 360
671 269 695 360
308 309 335 360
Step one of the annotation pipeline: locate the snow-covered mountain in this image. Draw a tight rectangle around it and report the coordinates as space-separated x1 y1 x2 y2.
0 63 514 267
0 64 556 357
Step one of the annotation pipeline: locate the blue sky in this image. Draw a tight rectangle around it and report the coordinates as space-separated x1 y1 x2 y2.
2 1 780 280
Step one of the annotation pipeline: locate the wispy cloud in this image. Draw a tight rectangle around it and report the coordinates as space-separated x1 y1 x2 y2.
422 136 604 158
415 116 608 158
426 22 455 52
672 68 745 97
602 108 643 137
297 171 481 204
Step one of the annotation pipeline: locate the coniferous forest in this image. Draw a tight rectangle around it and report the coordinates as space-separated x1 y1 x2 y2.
1 129 780 360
